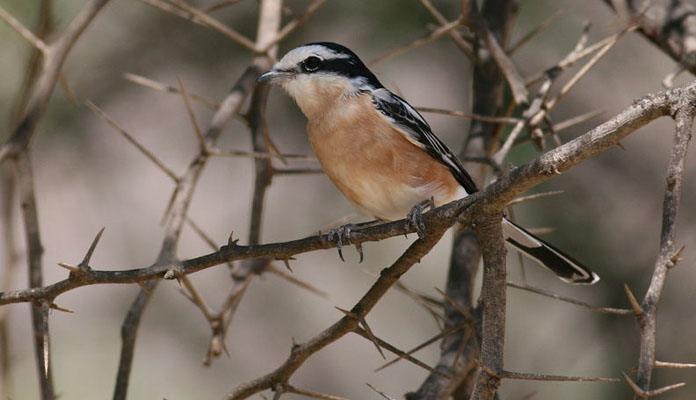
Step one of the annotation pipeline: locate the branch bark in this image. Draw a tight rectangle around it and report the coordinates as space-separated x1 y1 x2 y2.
469 217 506 400
0 0 112 162
226 226 449 400
0 168 17 400
13 152 53 399
112 0 282 394
111 66 260 400
410 1 518 398
603 0 696 74
191 0 284 366
632 104 694 395
0 2 112 399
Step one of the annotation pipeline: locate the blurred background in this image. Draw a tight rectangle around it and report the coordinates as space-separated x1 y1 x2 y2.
1 0 696 399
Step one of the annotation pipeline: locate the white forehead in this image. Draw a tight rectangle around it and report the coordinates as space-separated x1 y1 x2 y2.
274 44 349 70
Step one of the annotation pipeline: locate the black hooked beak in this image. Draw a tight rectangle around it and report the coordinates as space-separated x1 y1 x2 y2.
257 69 294 84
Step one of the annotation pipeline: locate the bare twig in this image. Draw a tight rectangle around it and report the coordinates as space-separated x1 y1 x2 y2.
366 383 396 400
9 1 54 126
417 107 522 124
13 153 54 400
507 10 560 54
482 28 529 105
369 17 464 66
507 281 631 315
602 0 696 75
226 227 449 400
0 0 112 162
0 3 112 400
655 360 696 369
86 101 180 182
418 0 473 58
376 324 464 373
662 64 685 88
282 384 349 400
123 73 220 110
177 77 207 152
353 327 445 376
208 147 314 160
1 4 54 398
632 104 694 394
177 273 215 320
262 0 328 52
0 169 18 400
622 371 686 398
502 370 619 383
139 0 257 52
545 25 633 111
203 0 246 14
492 120 525 165
524 30 627 86
508 190 564 206
335 307 386 359
185 217 324 362
112 65 260 400
0 5 48 53
624 283 643 316
392 281 445 326
186 0 283 367
553 109 604 133
266 265 327 298
274 167 323 175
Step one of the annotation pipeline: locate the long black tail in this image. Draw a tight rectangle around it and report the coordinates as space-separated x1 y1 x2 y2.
502 218 599 284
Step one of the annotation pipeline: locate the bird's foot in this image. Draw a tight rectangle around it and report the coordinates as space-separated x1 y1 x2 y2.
326 223 364 263
407 198 435 239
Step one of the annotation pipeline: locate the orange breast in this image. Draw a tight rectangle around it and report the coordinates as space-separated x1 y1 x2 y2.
307 94 463 220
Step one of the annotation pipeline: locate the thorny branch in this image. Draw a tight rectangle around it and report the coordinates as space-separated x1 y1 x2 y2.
109 3 277 387
1 2 54 398
410 1 518 398
469 217 507 400
0 168 16 400
13 152 54 400
227 227 449 400
603 0 696 76
629 103 694 396
0 2 112 399
0 0 112 162
111 65 261 400
184 0 285 366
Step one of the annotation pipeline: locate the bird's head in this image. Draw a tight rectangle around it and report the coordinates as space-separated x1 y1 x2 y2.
258 42 383 116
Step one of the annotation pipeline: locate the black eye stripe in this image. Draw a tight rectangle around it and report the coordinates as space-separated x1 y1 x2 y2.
294 43 385 89
319 58 383 88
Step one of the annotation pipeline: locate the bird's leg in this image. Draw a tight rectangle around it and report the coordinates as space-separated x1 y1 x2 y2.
407 197 435 239
327 224 353 262
326 220 382 263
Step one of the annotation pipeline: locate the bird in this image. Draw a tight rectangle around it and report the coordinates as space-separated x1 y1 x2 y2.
258 42 599 284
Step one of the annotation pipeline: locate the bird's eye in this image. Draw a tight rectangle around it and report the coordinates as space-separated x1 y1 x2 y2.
302 56 322 72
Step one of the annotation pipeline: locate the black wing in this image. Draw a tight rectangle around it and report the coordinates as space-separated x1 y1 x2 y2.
370 88 478 194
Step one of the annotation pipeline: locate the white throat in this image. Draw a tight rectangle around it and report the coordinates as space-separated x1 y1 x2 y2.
281 74 359 118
